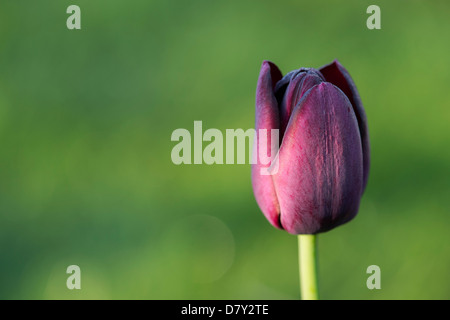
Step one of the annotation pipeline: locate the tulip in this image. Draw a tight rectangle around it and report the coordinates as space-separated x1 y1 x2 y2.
252 60 369 235
252 60 370 299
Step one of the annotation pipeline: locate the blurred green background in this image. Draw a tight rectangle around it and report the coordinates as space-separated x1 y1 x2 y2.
0 0 449 300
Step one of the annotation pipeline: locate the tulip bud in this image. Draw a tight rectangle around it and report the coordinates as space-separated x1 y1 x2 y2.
252 60 370 234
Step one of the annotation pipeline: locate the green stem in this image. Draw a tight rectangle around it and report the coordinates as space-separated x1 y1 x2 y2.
298 234 319 300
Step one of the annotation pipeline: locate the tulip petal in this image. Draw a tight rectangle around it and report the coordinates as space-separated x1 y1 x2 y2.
273 83 363 234
252 61 283 229
319 60 370 191
279 70 324 137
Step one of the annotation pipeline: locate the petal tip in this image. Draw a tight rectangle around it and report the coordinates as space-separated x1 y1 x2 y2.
259 60 283 89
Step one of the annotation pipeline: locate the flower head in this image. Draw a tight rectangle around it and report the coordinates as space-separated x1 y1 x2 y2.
252 60 369 234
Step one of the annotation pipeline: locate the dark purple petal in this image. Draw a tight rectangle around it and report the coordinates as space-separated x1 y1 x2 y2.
320 60 370 192
252 61 283 229
274 70 298 99
279 71 323 138
273 83 363 234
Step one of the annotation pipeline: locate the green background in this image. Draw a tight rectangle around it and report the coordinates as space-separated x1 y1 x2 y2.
0 0 448 299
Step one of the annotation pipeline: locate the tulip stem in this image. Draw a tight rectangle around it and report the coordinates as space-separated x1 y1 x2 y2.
298 234 319 300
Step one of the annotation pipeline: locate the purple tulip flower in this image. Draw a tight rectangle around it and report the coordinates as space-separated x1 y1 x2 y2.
252 60 370 234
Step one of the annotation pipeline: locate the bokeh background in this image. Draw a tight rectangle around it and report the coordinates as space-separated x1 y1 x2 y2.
0 0 449 300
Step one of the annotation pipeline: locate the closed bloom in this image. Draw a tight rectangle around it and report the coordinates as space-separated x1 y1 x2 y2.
252 60 370 234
